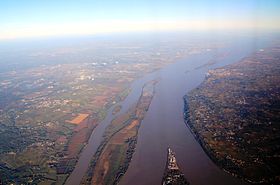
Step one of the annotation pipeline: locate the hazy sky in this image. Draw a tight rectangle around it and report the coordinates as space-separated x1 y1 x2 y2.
1 0 280 39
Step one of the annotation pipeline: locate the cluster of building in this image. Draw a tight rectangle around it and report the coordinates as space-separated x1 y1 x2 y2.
185 47 280 184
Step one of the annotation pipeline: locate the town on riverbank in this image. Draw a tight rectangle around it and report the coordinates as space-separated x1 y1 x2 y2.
184 46 280 184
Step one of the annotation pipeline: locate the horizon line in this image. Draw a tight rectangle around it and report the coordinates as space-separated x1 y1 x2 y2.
1 20 280 41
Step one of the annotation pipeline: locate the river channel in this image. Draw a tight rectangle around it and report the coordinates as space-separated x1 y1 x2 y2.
66 37 269 185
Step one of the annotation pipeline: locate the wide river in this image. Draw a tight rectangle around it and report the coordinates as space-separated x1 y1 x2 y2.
66 37 270 185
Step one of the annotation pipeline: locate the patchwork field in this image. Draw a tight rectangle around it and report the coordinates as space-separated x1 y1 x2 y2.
81 80 157 185
67 113 89 124
0 35 219 184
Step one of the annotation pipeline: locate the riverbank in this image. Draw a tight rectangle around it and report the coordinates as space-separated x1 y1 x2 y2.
183 46 280 184
119 39 261 185
183 96 243 181
81 80 157 185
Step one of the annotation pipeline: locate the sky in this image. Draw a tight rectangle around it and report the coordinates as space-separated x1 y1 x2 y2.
0 0 280 40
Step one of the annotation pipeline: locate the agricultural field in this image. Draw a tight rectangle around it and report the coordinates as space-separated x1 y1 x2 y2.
81 80 157 185
0 35 216 184
0 61 156 184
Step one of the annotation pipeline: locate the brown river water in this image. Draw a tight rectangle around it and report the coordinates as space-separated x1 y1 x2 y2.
66 37 270 185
